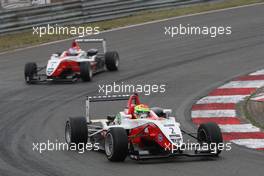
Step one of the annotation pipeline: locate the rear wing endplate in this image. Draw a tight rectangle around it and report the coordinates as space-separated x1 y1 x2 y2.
86 94 131 122
75 38 107 53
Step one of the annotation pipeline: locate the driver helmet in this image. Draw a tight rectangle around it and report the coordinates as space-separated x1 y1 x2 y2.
68 47 79 55
68 41 80 55
134 104 150 119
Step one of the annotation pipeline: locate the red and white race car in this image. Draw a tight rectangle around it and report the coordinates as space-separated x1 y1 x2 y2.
24 39 119 84
65 93 223 162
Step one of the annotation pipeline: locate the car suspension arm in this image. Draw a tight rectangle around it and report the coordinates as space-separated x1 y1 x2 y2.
181 129 198 139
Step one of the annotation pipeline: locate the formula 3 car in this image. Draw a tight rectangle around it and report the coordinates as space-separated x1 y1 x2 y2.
65 93 223 162
24 39 119 84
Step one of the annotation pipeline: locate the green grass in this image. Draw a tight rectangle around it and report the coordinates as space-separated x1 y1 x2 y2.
0 0 263 52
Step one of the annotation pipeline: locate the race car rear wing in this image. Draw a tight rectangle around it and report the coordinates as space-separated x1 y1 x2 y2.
86 94 130 122
75 38 107 53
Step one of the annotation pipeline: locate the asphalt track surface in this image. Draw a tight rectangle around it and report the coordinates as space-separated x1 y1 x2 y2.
0 4 264 176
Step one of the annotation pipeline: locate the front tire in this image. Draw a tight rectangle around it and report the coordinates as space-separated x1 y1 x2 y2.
80 62 92 82
24 62 37 84
105 127 128 162
105 51 119 71
65 117 88 145
197 122 223 156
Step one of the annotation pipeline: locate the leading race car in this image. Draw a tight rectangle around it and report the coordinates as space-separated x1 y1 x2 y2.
65 93 223 162
24 38 119 84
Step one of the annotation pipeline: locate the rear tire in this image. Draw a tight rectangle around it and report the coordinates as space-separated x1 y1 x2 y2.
105 51 119 71
197 122 223 156
80 62 92 82
24 62 37 84
65 117 88 145
105 127 128 162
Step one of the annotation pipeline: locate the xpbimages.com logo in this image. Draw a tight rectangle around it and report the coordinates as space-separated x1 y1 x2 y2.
32 140 99 154
32 24 100 37
164 141 232 154
164 24 232 38
98 82 166 96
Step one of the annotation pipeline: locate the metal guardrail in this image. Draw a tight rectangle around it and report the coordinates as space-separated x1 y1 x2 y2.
0 0 206 34
1 0 31 10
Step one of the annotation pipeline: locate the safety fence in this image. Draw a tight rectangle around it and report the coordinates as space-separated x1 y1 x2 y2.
0 0 208 34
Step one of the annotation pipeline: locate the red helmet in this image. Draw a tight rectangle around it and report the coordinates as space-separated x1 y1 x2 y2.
71 41 80 49
68 41 81 55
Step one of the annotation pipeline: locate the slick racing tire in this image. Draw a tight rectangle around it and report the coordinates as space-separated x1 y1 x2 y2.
105 51 119 71
24 62 37 84
105 127 128 162
80 62 92 82
197 122 223 156
65 117 88 145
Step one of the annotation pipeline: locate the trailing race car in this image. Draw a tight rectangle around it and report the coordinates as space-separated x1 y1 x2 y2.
24 38 119 84
65 93 223 162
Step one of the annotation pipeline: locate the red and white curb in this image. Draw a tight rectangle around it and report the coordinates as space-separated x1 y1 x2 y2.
191 70 264 150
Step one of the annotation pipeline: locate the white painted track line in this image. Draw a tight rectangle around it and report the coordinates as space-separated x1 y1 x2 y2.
231 139 264 149
219 124 260 133
220 80 264 89
196 95 247 104
191 110 236 118
250 69 264 75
